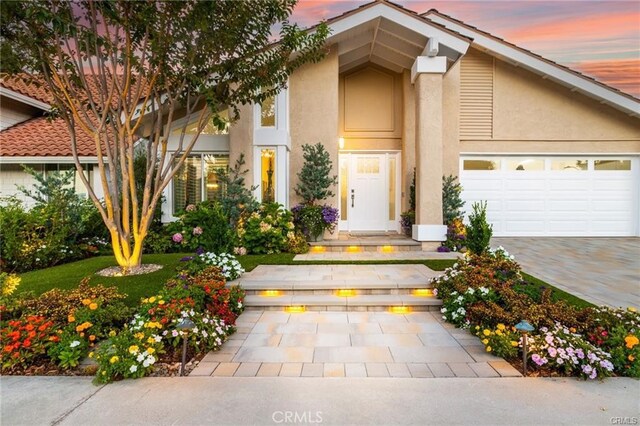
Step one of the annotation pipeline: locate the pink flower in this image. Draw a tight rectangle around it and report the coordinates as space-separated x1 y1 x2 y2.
547 347 557 358
193 227 203 236
185 204 196 212
172 233 183 243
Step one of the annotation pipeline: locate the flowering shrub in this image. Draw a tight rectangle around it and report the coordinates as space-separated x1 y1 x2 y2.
47 331 90 369
238 203 294 254
440 286 497 328
167 201 233 253
529 323 614 380
474 324 519 359
1 316 59 370
198 252 245 281
442 218 466 252
1 272 21 296
587 307 639 377
291 204 338 241
161 309 232 351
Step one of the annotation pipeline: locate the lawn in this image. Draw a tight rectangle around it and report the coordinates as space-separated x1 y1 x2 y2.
17 253 592 308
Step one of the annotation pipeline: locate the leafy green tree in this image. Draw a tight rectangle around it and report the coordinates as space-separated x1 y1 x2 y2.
466 201 493 254
1 1 328 270
215 154 259 227
442 175 465 224
294 143 338 205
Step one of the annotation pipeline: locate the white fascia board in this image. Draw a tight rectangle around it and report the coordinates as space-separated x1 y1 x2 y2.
427 14 640 117
326 3 469 55
411 56 447 82
0 88 51 111
0 156 99 164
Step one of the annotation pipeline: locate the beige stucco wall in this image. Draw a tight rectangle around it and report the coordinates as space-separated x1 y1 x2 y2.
473 51 640 151
289 48 339 211
442 60 461 177
228 102 254 186
402 70 415 212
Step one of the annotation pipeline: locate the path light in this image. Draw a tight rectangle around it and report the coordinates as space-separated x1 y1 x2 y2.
285 306 306 313
412 289 434 297
176 318 195 376
515 320 535 376
389 306 411 314
335 289 356 297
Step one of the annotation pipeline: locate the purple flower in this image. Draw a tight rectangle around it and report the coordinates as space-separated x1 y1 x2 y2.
172 233 183 243
193 226 203 236
321 205 339 225
180 256 194 262
437 246 451 253
531 354 544 366
576 349 585 359
589 369 597 380
582 365 592 374
545 335 554 345
195 247 205 255
547 347 557 358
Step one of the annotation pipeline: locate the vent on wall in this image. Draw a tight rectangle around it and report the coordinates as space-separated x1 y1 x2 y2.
460 49 494 139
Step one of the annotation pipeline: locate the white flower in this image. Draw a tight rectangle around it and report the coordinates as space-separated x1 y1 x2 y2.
137 354 145 362
441 307 447 313
130 365 138 373
69 340 81 348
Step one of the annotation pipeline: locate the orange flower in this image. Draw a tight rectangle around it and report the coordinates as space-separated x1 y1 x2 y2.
68 315 76 323
89 303 98 310
625 335 639 349
89 335 96 341
82 299 91 306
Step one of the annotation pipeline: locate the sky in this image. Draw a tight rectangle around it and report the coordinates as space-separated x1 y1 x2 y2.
290 0 640 97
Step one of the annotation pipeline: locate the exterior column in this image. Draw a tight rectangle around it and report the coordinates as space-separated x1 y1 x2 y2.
411 57 447 246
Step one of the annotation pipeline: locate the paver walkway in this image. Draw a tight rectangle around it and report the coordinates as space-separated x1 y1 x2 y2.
493 237 640 308
294 251 460 261
190 310 521 378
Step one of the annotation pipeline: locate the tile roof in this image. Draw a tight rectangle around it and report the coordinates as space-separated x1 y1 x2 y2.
0 74 52 105
0 116 97 157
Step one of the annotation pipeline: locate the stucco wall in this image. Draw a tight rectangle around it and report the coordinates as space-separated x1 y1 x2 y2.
0 96 39 130
228 102 254 186
289 48 339 209
401 70 415 212
442 60 461 177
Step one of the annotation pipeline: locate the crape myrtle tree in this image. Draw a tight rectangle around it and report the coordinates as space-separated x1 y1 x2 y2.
1 0 328 271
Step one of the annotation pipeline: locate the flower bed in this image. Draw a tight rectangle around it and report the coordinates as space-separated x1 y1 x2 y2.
432 248 639 379
1 260 245 382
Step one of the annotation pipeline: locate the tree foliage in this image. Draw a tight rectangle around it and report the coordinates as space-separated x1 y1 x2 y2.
1 0 328 269
294 143 338 205
466 201 493 255
442 175 465 224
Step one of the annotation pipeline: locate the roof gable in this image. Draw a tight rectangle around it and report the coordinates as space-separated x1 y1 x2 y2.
423 10 640 117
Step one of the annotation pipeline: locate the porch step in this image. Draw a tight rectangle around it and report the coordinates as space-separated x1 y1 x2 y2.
237 279 435 296
244 294 441 312
309 234 422 253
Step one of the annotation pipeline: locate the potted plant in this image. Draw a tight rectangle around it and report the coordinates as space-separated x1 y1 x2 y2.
293 143 339 241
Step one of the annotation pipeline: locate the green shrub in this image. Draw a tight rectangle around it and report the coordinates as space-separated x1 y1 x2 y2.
474 324 519 359
237 203 294 254
466 201 493 255
168 201 233 253
214 154 259 227
442 175 465 225
294 143 338 204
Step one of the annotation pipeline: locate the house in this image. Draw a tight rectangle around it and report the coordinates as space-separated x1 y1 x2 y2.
0 75 104 206
2 0 639 244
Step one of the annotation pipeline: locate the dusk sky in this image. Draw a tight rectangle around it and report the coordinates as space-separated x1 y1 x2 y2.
290 0 640 97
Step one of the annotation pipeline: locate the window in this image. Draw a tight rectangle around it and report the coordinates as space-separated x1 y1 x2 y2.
260 95 276 127
507 159 544 171
339 157 348 221
172 110 230 136
260 149 276 202
356 157 380 174
594 160 631 171
463 159 500 171
550 159 587 171
44 163 91 197
173 153 229 214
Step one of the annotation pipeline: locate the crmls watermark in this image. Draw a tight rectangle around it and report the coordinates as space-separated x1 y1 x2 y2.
610 417 639 425
272 411 323 424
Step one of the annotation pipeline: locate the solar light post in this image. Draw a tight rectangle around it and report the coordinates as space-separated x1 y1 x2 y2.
176 318 195 376
515 320 535 376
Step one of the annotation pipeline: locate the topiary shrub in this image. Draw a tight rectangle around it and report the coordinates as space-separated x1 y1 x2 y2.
294 143 338 205
466 201 493 255
442 175 465 225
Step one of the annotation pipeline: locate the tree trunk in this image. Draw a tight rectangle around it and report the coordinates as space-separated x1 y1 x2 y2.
110 231 145 272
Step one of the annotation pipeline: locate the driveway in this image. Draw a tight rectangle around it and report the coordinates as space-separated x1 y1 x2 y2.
492 237 640 309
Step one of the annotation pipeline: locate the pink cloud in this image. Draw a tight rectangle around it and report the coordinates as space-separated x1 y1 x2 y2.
572 58 640 97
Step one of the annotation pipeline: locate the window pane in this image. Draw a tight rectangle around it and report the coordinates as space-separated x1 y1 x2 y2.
594 160 631 171
261 96 276 127
388 157 396 220
340 157 348 221
173 110 230 136
204 154 230 201
261 149 276 202
463 159 500 171
550 159 587 171
173 155 202 214
507 159 545 171
356 157 380 174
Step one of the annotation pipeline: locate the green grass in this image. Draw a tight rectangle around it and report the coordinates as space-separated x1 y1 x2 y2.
17 253 592 309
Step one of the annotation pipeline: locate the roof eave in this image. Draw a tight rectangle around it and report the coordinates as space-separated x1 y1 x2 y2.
0 87 51 111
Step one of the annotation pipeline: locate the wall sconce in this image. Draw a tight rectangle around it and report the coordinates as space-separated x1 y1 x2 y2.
338 137 345 150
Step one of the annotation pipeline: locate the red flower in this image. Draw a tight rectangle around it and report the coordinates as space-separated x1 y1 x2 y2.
601 331 608 337
25 324 35 331
28 331 36 338
3 345 13 353
22 339 32 348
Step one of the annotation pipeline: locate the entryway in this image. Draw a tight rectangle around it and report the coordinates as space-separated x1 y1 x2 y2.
338 152 401 233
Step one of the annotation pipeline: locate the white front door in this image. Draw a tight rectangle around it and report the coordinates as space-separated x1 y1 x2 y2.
339 153 400 232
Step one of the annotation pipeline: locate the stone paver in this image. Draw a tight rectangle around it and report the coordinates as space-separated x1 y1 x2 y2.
469 362 500 378
293 252 461 261
323 363 345 377
427 363 455 378
489 361 523 377
386 363 411 377
278 363 303 377
448 363 477 378
189 362 219 377
492 237 640 308
211 363 239 377
256 363 282 377
365 363 389 377
344 363 367 377
407 363 434 378
301 363 324 377
233 362 261 377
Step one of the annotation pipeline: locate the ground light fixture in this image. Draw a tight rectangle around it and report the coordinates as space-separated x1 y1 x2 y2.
335 289 356 297
346 246 362 253
261 290 282 297
285 306 306 313
310 245 326 253
176 318 195 376
515 320 535 376
411 289 434 297
389 306 411 314
380 245 394 253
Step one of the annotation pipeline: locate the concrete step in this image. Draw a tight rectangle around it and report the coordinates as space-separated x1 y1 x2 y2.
235 279 435 296
244 294 442 312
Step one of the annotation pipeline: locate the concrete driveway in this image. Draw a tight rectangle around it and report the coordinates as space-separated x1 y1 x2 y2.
492 237 640 309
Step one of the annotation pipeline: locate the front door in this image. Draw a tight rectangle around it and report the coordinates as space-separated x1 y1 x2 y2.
339 153 400 232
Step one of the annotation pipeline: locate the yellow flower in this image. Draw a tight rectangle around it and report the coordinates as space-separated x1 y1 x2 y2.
82 299 91 306
475 326 480 330
625 335 639 349
108 330 117 337
629 355 635 362
88 352 94 358
511 341 519 347
148 296 156 303
89 303 98 310
158 300 165 305
486 346 492 352
134 332 145 340
497 324 506 331
569 327 577 333
483 329 491 336
68 315 75 323
109 356 119 364
495 330 503 336
128 345 139 354
147 337 156 344
482 339 489 345
146 347 155 355
628 307 637 313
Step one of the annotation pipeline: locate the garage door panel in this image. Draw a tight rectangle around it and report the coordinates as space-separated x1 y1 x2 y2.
505 179 545 191
547 200 588 211
548 220 589 232
548 180 589 191
505 220 545 232
592 221 633 233
461 178 502 191
505 200 545 211
592 200 633 211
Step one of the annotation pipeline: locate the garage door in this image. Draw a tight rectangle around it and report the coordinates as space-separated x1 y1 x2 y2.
459 156 639 236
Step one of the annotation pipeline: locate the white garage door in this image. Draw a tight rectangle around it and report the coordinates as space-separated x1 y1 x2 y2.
460 156 639 236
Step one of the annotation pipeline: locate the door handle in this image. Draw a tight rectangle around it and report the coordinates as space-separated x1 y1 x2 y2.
351 189 355 208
